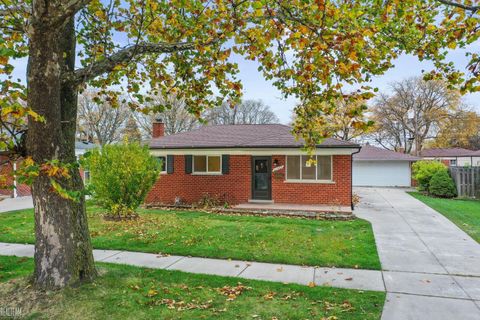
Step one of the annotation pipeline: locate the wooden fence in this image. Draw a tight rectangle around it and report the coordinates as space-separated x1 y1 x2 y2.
449 167 480 198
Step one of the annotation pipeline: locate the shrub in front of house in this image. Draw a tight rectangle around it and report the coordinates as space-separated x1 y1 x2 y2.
428 169 457 198
82 142 161 219
412 160 447 192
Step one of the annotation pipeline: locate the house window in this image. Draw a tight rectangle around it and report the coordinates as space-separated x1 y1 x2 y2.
83 170 91 184
286 155 332 182
193 155 221 174
157 156 167 173
450 159 457 166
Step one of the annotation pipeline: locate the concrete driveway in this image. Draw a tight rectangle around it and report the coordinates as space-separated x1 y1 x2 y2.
0 196 33 213
355 187 480 320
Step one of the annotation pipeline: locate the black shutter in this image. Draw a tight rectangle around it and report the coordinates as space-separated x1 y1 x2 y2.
222 154 230 174
185 155 193 174
167 155 174 174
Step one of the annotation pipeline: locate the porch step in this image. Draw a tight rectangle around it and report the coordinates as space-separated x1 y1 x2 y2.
248 199 274 204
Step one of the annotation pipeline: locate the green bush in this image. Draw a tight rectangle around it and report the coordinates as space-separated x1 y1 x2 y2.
82 142 161 218
412 161 447 191
428 170 457 198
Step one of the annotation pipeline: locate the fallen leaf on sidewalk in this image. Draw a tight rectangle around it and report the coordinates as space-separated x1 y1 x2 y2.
345 277 353 281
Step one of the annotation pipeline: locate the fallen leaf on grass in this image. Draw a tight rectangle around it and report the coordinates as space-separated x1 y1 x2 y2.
217 283 252 301
263 292 276 300
147 289 158 297
308 282 316 288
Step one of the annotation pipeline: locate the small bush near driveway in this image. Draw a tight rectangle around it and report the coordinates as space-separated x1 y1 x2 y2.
412 160 448 192
429 169 457 198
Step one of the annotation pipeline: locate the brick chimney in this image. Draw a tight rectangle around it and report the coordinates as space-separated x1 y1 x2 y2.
152 117 165 138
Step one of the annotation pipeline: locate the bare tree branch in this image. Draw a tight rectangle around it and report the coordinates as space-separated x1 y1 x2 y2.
205 100 279 125
435 0 480 12
67 41 197 85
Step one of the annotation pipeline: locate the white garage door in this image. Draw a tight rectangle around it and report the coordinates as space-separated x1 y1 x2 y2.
353 161 412 187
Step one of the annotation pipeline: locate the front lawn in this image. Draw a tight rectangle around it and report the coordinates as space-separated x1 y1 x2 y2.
0 206 381 270
409 192 480 243
0 256 385 320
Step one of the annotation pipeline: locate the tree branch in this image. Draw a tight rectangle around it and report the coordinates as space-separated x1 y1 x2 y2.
52 0 93 27
435 0 480 12
67 41 197 85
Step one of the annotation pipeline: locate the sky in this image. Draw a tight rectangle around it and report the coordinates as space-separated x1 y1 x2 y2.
236 51 480 124
7 41 480 125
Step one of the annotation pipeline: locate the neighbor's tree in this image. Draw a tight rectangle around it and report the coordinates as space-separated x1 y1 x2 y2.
77 89 130 145
133 93 199 139
205 99 279 125
430 108 480 150
0 0 477 289
122 115 143 142
290 97 372 141
369 78 460 154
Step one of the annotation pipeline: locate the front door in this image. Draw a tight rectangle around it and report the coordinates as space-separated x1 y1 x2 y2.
251 156 272 200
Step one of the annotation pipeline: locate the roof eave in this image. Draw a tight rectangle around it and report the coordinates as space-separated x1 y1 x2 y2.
149 144 361 149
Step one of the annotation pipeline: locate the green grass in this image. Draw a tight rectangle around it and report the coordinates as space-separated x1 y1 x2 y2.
409 192 480 243
0 206 381 270
0 256 385 320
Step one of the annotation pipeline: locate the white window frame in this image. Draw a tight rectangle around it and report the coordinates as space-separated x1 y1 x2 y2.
157 156 167 174
192 155 222 175
285 155 333 183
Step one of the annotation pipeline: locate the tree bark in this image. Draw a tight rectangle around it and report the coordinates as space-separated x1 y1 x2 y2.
27 14 96 289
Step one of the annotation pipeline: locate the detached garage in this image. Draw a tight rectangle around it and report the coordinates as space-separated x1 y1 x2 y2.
353 145 419 187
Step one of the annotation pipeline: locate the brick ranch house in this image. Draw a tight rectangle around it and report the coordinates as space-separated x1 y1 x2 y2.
0 141 96 198
146 121 361 210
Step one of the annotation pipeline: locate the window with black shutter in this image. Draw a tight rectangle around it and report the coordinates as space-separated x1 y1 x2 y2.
185 155 193 174
222 155 230 174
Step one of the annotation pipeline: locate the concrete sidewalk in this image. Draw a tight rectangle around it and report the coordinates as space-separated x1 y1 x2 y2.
1 242 480 304
0 242 385 292
0 196 33 213
355 187 480 320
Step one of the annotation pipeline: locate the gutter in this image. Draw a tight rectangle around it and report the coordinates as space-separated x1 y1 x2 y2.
350 147 362 211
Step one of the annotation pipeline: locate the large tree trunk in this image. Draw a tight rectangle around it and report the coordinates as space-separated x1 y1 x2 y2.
27 13 96 289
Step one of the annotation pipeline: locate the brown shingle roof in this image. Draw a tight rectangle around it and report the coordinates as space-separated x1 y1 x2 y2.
354 145 420 161
420 148 478 157
149 124 360 149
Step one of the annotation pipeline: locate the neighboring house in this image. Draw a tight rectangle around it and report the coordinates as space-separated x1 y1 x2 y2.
0 141 98 198
420 148 480 167
474 150 480 167
75 141 98 183
147 121 361 208
352 145 419 187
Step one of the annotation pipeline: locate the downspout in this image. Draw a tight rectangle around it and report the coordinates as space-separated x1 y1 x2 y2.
13 162 17 198
351 147 362 211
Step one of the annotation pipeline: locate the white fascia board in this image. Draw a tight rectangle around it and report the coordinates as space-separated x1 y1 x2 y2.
150 147 358 156
423 156 456 160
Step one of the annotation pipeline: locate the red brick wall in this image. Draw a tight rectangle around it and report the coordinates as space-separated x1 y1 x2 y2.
0 156 32 197
271 155 352 206
146 154 353 206
146 155 251 205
